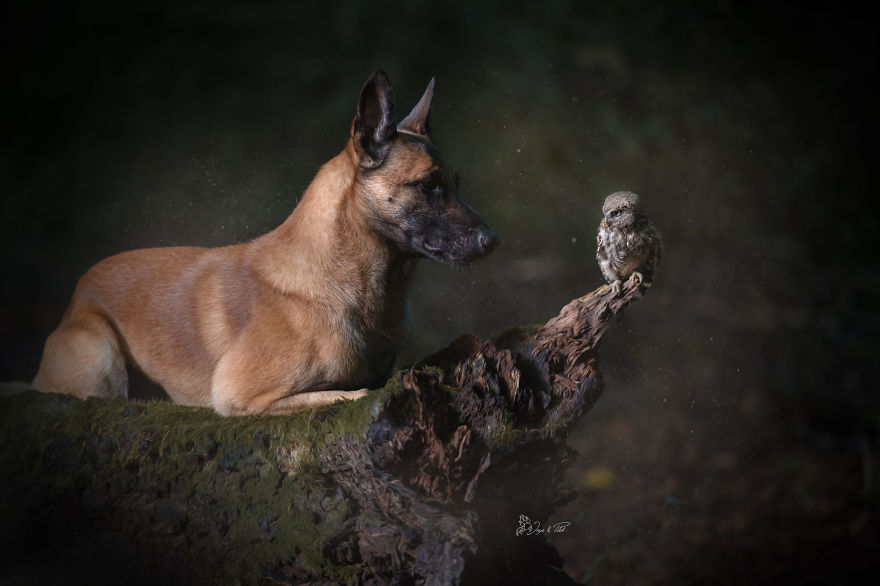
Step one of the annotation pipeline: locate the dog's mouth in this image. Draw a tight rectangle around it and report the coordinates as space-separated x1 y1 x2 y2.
418 230 500 265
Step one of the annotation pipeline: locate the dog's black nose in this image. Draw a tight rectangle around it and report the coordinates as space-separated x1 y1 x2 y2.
478 230 500 253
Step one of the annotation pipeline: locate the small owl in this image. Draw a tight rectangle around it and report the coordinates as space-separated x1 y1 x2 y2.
596 191 662 294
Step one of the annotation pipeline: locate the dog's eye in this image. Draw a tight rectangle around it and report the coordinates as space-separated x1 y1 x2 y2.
407 172 446 198
419 178 442 196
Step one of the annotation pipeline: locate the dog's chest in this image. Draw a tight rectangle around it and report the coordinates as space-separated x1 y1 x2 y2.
335 296 409 386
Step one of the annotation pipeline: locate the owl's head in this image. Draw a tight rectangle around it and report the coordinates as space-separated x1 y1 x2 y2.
601 190 644 228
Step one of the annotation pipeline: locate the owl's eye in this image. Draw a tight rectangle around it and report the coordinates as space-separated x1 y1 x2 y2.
610 209 622 217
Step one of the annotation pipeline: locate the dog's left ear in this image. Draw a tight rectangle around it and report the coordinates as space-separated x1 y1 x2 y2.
397 77 435 136
353 70 396 168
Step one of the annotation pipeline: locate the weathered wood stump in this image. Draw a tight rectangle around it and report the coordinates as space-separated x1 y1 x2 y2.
0 281 646 585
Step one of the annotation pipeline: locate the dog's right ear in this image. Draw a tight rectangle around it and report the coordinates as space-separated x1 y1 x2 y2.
397 77 434 136
352 70 396 169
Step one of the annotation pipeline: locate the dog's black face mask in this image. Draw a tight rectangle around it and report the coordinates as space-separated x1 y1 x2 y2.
352 72 499 265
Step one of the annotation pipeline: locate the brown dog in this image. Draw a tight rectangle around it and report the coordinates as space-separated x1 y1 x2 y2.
33 70 499 415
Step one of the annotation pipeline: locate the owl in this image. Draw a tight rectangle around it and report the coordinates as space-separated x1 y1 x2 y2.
596 191 662 294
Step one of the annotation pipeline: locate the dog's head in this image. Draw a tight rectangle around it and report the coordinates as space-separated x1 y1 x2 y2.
349 70 499 265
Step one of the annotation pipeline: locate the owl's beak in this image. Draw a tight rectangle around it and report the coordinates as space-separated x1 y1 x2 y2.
601 219 608 228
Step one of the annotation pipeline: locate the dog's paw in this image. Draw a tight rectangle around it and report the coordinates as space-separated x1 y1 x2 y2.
349 388 369 399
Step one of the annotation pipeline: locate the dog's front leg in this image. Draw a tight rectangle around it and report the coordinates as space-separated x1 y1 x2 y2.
209 335 368 416
257 388 369 415
213 374 367 416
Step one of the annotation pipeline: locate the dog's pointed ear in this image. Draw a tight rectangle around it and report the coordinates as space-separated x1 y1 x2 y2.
352 70 396 168
397 77 435 136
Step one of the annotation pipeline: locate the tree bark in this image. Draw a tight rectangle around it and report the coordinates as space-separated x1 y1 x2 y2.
0 281 646 585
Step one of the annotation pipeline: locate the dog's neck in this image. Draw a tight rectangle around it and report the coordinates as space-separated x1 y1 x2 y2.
251 148 412 321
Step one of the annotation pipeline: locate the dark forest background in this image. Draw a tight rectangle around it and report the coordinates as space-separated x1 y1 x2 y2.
1 1 878 583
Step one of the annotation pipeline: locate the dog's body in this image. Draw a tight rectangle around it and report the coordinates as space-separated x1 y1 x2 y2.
33 71 498 415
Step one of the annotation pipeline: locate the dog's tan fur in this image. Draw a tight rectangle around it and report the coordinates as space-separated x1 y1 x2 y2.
33 71 497 415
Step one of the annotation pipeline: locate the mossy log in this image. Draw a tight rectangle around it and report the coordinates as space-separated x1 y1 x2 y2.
0 281 645 585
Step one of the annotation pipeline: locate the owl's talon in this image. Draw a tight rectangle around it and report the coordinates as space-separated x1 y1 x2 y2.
610 280 622 295
628 271 644 287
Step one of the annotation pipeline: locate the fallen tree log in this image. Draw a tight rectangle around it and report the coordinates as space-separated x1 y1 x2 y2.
0 281 646 585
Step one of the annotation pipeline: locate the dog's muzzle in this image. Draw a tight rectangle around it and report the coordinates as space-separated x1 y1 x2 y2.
477 229 501 255
421 227 500 265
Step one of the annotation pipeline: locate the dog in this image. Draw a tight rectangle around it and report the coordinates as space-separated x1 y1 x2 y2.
33 70 499 415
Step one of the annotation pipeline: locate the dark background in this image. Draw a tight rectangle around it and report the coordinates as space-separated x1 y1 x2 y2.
2 1 878 583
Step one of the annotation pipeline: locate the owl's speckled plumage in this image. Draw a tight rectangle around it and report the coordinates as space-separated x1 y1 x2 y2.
596 191 662 294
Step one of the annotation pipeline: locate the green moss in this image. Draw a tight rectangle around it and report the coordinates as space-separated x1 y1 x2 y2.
0 373 413 583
